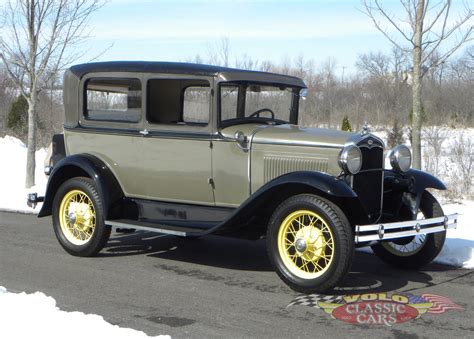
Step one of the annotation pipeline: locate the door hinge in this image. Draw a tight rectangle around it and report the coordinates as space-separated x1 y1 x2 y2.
208 178 215 189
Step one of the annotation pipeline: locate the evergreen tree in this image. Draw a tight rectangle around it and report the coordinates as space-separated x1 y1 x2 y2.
7 95 29 135
341 115 352 132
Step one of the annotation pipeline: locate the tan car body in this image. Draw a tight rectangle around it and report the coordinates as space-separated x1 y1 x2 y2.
61 62 347 209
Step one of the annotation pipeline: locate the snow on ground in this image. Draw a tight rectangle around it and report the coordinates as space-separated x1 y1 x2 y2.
0 136 47 214
0 287 169 339
0 134 472 268
437 201 474 269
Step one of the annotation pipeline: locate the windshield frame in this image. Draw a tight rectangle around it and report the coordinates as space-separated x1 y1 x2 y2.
217 81 303 129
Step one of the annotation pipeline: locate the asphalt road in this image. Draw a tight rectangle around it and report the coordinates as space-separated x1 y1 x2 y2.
0 211 473 338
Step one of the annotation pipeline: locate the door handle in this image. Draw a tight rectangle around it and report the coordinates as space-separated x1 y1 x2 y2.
139 129 149 136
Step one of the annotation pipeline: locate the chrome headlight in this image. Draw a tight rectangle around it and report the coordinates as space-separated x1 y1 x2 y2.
389 145 411 172
339 145 362 174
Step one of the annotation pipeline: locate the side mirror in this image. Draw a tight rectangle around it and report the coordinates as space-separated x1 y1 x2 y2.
299 88 308 100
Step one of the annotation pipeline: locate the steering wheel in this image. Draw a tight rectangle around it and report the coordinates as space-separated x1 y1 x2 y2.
248 108 275 119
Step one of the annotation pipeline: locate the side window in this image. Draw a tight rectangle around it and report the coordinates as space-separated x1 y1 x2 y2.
85 78 141 122
147 79 210 125
220 85 239 121
183 86 210 124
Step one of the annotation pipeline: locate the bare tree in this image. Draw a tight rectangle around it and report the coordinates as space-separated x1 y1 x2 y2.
234 53 259 70
463 45 474 70
423 126 447 176
449 132 474 195
0 0 104 188
362 0 473 169
356 51 391 78
207 37 231 67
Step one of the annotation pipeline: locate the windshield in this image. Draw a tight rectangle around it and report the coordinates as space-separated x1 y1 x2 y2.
220 82 300 126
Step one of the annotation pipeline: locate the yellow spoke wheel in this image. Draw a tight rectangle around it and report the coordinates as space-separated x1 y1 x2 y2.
59 189 96 246
277 210 335 279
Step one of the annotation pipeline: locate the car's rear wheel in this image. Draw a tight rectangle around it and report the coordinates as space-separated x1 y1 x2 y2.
371 191 446 269
267 194 353 294
52 177 111 257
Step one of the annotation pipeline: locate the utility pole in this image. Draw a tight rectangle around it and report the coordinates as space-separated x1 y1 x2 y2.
341 66 347 85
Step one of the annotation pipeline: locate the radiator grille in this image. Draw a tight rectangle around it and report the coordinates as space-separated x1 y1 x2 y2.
352 136 384 222
264 156 328 183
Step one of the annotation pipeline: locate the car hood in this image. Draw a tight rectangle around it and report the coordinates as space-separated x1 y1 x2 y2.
251 124 355 148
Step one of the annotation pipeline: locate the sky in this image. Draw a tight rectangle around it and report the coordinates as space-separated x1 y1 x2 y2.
1 0 472 76
83 0 392 74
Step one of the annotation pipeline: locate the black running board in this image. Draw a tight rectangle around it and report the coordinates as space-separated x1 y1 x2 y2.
105 219 209 237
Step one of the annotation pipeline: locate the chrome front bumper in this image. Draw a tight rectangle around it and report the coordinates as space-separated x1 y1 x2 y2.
355 214 458 244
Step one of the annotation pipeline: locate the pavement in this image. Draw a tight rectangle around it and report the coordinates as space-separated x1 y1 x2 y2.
0 211 473 338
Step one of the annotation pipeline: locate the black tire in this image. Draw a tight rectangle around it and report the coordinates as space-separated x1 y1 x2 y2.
371 191 446 269
52 177 111 257
267 194 354 294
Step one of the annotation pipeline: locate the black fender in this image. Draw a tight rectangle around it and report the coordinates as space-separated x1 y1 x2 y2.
383 169 446 218
404 169 446 193
260 171 357 198
204 171 367 236
38 154 124 218
384 169 446 195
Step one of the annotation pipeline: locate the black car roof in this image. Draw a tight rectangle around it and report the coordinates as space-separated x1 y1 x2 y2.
68 61 305 87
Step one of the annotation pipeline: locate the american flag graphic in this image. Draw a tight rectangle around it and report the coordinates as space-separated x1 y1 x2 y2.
421 293 464 314
407 294 428 304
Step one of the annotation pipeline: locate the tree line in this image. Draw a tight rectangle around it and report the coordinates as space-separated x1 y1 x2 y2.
2 43 472 139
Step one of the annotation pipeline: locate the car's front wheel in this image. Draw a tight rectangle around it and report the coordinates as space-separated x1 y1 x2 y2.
267 194 354 294
52 177 111 257
371 191 446 269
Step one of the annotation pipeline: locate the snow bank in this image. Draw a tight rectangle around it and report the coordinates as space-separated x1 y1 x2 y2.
439 200 474 269
0 136 47 213
0 287 170 339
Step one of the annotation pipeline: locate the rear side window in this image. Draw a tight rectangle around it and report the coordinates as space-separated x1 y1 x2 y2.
147 79 210 125
85 78 142 122
183 86 210 124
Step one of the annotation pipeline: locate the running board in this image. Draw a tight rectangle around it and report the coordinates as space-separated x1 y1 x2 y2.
105 219 209 237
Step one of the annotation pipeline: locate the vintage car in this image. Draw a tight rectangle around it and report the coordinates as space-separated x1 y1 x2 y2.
28 61 457 293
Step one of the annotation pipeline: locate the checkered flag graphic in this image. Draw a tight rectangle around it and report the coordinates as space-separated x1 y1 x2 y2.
287 294 345 308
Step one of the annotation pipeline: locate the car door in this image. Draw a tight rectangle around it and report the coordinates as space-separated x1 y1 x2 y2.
68 74 147 199
136 75 215 205
211 84 253 207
